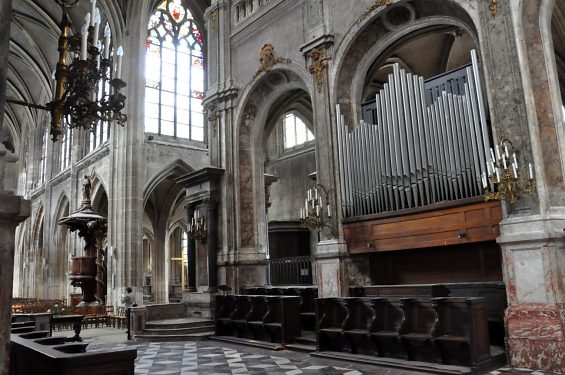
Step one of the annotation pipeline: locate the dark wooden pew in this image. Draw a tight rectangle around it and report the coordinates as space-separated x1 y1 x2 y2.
316 298 348 352
342 298 375 355
10 332 136 375
400 298 440 363
433 297 491 366
370 298 406 359
214 294 301 345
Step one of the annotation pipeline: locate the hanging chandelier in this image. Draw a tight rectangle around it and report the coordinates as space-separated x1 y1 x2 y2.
48 0 127 142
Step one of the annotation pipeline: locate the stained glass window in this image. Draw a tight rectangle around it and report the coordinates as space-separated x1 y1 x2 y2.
283 113 314 149
145 0 205 141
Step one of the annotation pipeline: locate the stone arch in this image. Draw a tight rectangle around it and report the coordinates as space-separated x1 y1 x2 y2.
143 159 194 302
91 175 109 219
332 0 478 127
522 0 565 209
235 64 313 254
51 194 70 300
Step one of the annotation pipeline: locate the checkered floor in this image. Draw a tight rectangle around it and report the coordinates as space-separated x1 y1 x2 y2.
87 340 564 375
88 341 430 374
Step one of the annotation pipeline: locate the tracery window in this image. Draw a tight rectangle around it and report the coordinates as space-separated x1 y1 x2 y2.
59 127 72 171
145 0 205 141
89 76 111 152
38 127 48 185
283 112 314 150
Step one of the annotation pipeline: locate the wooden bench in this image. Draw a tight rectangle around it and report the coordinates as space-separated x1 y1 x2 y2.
316 298 348 352
433 297 491 366
400 298 440 363
10 332 136 375
370 298 406 359
214 294 301 344
342 298 375 355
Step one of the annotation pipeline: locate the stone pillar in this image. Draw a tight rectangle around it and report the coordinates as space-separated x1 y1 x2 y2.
0 196 30 375
204 198 218 290
185 204 197 292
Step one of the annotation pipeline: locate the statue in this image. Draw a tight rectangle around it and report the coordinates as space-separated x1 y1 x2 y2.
82 175 91 202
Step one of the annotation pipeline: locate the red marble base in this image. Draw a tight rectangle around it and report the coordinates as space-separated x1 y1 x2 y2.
505 304 565 372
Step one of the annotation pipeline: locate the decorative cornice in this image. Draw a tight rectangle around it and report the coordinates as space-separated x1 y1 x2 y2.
484 0 497 17
51 169 71 187
76 144 110 171
251 44 291 81
308 50 331 93
357 0 393 24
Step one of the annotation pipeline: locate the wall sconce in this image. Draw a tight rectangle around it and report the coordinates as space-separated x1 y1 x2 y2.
482 138 536 204
188 209 206 243
299 184 332 231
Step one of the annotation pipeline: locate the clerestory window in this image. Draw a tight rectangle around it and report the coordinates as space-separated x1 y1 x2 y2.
282 112 314 150
145 0 205 141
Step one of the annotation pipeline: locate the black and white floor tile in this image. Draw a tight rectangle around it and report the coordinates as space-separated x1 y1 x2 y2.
88 341 427 375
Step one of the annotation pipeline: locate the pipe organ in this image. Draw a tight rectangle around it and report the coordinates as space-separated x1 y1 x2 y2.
337 50 491 218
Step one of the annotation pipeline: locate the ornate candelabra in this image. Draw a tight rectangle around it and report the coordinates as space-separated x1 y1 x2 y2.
188 209 206 243
482 138 536 203
299 184 332 231
48 0 127 142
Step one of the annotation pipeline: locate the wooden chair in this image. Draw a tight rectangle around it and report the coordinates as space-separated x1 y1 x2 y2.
400 298 440 363
343 298 376 355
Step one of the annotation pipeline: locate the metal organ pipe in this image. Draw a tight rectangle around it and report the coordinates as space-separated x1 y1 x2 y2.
336 50 493 218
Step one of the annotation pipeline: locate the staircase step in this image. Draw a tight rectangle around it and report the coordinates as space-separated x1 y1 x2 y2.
312 351 472 374
142 325 215 335
211 336 284 350
145 319 214 330
134 331 214 342
284 343 316 353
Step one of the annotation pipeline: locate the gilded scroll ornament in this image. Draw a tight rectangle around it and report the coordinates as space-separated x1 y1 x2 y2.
484 0 497 16
209 8 218 33
252 44 291 80
308 50 331 93
357 0 393 24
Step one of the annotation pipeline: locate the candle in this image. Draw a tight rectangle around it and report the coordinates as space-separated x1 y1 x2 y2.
327 204 331 218
90 0 97 26
490 148 496 164
305 199 308 212
93 8 101 43
116 46 124 79
316 205 319 217
529 163 533 180
103 23 111 59
495 144 501 161
502 155 507 170
512 163 518 179
495 168 500 182
504 145 509 158
315 188 318 200
80 24 89 60
513 153 518 169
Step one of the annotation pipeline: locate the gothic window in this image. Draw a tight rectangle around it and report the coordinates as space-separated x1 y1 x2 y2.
38 127 48 185
60 128 72 171
145 0 205 141
181 230 188 289
89 76 111 152
283 112 314 150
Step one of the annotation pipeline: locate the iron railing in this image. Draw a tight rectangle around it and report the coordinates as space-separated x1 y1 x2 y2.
267 256 317 286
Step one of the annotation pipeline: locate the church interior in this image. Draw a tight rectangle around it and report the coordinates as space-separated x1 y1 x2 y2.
1 0 565 374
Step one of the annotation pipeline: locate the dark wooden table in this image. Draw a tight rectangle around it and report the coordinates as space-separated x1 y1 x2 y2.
51 315 85 341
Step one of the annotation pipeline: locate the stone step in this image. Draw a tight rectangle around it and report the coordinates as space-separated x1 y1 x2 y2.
284 342 316 353
211 336 284 350
134 331 214 342
141 325 215 335
145 319 214 330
